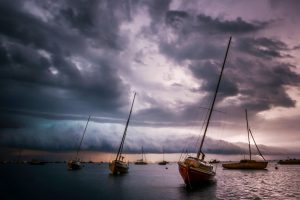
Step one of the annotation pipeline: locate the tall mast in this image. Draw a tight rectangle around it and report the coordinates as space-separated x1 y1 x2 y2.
116 92 136 161
245 109 252 160
76 115 91 160
197 37 232 159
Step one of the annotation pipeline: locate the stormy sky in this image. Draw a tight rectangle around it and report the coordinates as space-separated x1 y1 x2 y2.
1 0 300 155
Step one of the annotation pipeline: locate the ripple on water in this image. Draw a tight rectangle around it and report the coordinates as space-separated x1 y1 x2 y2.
215 164 300 199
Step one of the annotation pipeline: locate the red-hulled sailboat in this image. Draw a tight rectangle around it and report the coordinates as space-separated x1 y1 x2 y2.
109 92 136 174
178 37 232 187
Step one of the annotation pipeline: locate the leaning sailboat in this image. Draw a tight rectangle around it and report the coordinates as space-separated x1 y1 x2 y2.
68 115 91 170
178 37 232 187
222 109 268 170
109 92 136 174
134 146 148 165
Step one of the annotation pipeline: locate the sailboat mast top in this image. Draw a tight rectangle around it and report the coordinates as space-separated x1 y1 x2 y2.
197 36 232 159
245 109 252 160
76 115 91 160
116 92 136 161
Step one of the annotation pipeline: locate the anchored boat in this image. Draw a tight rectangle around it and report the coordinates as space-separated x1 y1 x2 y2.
278 159 300 165
68 115 91 170
222 109 268 170
109 92 136 174
178 37 232 187
158 148 169 165
134 146 148 165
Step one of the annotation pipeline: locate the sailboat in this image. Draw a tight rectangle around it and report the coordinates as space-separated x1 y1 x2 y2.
222 109 268 170
68 115 91 170
109 92 136 174
158 147 168 165
134 146 148 165
178 37 232 186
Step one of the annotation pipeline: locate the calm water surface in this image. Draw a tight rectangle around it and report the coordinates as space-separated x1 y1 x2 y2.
1 162 300 199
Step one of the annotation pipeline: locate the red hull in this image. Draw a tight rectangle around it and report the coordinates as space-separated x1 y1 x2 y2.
178 162 215 186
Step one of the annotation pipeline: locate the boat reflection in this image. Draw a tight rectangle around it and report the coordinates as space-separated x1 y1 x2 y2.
178 179 217 199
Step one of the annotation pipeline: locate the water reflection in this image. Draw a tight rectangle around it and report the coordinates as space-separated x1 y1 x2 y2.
178 180 217 200
1 162 300 199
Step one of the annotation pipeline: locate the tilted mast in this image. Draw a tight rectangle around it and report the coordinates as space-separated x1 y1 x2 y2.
116 92 136 161
197 37 232 159
76 115 91 160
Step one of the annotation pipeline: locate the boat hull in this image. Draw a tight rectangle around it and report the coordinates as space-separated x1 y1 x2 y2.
134 161 147 165
178 161 215 186
29 160 46 165
109 160 129 174
67 160 81 170
158 161 168 165
278 159 300 165
222 160 268 170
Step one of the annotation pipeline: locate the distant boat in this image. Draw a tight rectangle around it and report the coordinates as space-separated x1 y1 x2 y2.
109 93 136 174
158 147 168 165
278 159 300 165
178 37 232 187
134 146 148 165
222 109 268 170
68 115 91 170
209 159 220 164
29 159 47 165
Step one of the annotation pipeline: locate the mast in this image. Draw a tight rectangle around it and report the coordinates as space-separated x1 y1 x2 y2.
197 36 232 159
116 92 136 161
76 115 91 160
245 109 252 160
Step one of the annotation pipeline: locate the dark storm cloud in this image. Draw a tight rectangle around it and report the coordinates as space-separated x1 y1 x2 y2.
0 120 293 155
195 14 269 34
0 0 130 116
237 37 290 58
210 57 300 114
57 0 127 49
159 39 224 62
1 0 300 153
160 8 300 114
189 60 238 97
165 11 269 35
0 116 26 129
144 0 172 32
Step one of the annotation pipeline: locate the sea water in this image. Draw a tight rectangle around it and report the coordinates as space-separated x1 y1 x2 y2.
1 162 300 199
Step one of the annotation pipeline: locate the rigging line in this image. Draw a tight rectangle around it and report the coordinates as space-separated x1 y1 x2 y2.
248 128 266 161
194 103 211 152
198 106 226 114
197 36 232 159
184 96 213 154
76 115 91 160
245 109 252 160
180 103 206 156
